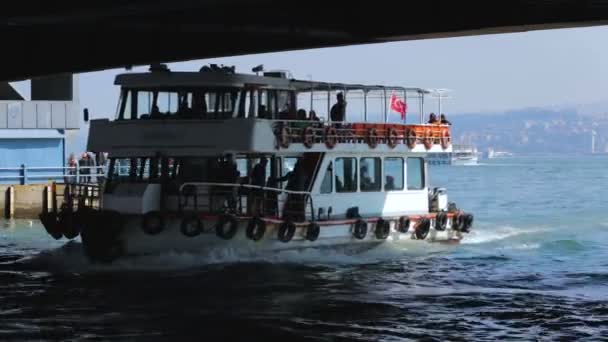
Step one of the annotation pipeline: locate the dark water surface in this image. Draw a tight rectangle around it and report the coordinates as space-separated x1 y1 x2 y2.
2 155 608 341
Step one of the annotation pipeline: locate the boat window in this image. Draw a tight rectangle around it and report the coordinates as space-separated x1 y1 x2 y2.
407 157 425 190
282 157 298 178
155 91 179 115
320 161 332 194
360 157 381 191
117 90 132 120
137 91 152 118
384 157 404 191
335 157 357 193
110 158 133 180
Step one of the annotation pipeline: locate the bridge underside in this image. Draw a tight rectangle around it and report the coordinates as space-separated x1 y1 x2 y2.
3 0 608 81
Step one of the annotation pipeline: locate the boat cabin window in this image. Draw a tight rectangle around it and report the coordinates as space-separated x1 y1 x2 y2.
360 157 381 191
115 85 302 121
335 157 357 193
384 157 404 191
407 157 425 190
320 162 332 194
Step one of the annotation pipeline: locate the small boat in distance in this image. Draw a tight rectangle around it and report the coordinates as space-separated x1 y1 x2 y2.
451 144 479 165
487 148 513 159
38 63 474 263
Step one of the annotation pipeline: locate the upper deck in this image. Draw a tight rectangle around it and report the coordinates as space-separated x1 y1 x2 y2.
87 64 452 157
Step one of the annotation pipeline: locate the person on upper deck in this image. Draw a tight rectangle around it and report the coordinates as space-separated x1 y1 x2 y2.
428 113 438 124
330 92 346 122
440 113 451 125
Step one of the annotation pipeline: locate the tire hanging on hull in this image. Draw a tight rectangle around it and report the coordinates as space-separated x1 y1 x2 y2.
375 219 390 239
181 215 203 237
246 217 266 241
277 221 296 243
435 212 448 232
215 214 238 240
414 218 431 240
352 219 367 240
306 223 320 241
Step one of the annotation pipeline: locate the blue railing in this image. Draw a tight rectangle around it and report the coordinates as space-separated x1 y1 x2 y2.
0 165 107 185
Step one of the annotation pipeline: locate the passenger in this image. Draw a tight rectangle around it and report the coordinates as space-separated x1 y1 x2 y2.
249 157 268 216
296 109 307 121
219 155 241 211
273 159 308 220
78 152 93 183
385 175 395 190
360 165 373 191
330 92 346 122
178 101 192 118
258 104 268 119
309 110 320 121
440 113 451 125
150 104 162 119
428 113 438 124
65 153 77 184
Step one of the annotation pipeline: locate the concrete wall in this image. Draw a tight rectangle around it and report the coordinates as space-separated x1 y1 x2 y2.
1 183 66 219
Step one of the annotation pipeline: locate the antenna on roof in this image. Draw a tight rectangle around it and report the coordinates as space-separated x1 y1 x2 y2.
252 64 264 75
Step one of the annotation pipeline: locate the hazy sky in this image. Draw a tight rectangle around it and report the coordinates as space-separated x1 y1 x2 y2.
15 25 606 154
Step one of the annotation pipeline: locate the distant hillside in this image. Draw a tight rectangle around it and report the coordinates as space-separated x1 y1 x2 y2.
448 107 608 154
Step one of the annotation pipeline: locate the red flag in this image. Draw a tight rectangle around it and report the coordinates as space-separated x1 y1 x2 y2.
390 93 407 120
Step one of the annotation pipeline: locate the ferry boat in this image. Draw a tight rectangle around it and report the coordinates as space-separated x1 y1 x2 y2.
38 64 474 263
451 144 479 165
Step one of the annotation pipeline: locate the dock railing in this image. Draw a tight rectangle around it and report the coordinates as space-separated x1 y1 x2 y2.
0 164 107 185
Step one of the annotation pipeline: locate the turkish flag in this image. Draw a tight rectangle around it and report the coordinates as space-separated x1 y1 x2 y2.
390 93 407 120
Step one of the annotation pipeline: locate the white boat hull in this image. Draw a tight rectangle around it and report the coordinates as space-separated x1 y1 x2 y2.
451 156 478 165
117 216 464 258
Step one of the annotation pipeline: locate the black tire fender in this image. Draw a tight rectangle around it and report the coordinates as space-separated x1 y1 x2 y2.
142 210 165 235
181 215 203 237
277 220 296 243
397 216 410 233
435 212 448 232
352 219 367 240
415 218 431 240
375 219 390 239
215 214 238 240
246 217 266 241
306 222 320 241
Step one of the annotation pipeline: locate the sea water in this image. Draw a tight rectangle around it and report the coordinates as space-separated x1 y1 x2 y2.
1 155 607 340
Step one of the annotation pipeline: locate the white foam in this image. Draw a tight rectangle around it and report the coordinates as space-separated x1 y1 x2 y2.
459 225 549 245
13 235 462 274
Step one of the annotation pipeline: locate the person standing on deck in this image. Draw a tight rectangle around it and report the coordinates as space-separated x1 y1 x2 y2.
249 157 268 216
330 92 347 123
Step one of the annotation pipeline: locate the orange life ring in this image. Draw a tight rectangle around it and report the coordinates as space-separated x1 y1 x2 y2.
386 127 398 149
406 129 417 149
302 126 315 148
324 126 337 149
367 128 378 148
441 130 450 149
423 129 433 150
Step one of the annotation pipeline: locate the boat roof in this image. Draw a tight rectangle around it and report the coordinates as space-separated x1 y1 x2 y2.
114 67 432 94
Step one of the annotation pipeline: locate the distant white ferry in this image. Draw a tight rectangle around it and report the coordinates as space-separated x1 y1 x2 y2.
487 148 513 159
451 144 479 165
427 144 479 166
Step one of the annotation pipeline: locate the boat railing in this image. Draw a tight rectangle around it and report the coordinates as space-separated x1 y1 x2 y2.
177 182 314 222
51 182 103 215
270 119 451 149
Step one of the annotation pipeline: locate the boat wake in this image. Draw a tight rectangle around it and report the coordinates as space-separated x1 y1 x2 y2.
7 234 465 274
